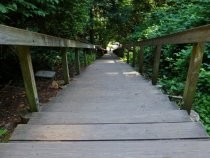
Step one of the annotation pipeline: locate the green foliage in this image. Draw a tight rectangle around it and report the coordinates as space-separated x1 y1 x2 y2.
159 77 185 95
194 92 210 134
122 0 210 134
197 68 210 93
0 0 209 135
86 52 96 64
0 128 7 136
129 0 210 41
0 0 96 79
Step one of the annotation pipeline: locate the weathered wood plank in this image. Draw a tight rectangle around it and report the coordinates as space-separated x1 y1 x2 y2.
126 49 130 64
152 45 161 85
0 24 95 48
132 47 136 67
16 46 39 112
75 49 80 75
83 49 87 67
61 49 70 84
2 140 210 158
139 46 144 74
35 70 55 78
182 43 204 114
28 111 191 125
10 122 208 141
139 24 210 45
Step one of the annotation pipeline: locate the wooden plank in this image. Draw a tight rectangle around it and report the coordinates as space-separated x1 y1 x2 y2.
139 46 144 74
35 70 55 78
16 46 39 112
28 111 191 125
0 24 95 48
139 24 210 45
182 43 204 114
61 48 70 84
1 140 210 158
83 49 87 67
126 49 130 64
75 49 80 75
10 122 208 141
132 47 136 67
152 45 161 85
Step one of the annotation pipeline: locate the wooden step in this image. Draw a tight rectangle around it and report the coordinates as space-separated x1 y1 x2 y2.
41 102 178 112
1 140 210 157
28 110 191 125
10 122 208 141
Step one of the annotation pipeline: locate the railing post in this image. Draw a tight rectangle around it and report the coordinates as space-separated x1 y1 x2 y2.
127 49 130 64
83 49 87 67
16 46 39 112
75 48 80 75
152 45 162 85
182 43 204 114
61 48 70 84
139 45 144 74
132 47 136 67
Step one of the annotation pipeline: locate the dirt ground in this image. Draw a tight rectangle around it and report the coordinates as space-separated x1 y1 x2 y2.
0 65 75 142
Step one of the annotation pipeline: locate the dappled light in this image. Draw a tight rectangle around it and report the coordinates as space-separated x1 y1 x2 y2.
105 72 119 75
99 60 115 63
123 71 139 76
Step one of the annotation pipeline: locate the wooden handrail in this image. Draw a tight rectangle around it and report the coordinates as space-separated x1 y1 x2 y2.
138 24 210 45
128 25 210 114
0 24 95 48
0 24 97 112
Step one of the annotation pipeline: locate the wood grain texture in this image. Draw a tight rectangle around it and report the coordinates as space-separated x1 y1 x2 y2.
1 140 210 158
139 24 210 45
139 46 144 74
126 50 130 64
61 49 70 84
16 46 39 112
11 122 208 141
75 49 80 75
0 24 95 48
152 45 161 85
83 49 87 67
28 110 191 125
182 43 204 113
132 47 136 67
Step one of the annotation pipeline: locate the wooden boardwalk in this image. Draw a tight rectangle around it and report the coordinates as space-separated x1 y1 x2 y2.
1 52 210 157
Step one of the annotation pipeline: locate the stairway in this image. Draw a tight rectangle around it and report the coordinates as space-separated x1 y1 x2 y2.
0 52 209 158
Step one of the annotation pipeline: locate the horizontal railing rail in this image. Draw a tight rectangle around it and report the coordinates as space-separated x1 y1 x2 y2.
138 24 210 45
0 24 95 48
0 24 97 112
126 24 210 114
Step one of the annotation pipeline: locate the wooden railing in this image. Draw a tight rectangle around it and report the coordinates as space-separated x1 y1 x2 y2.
126 24 210 114
0 24 97 112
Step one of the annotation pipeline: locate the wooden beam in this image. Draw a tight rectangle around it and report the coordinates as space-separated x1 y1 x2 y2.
0 24 95 48
152 45 162 85
126 50 130 64
132 47 136 67
182 43 204 114
84 49 87 67
75 49 80 75
16 46 39 112
139 46 144 74
139 24 210 46
61 48 70 84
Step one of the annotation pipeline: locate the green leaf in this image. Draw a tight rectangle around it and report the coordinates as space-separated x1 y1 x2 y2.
208 53 210 59
0 4 8 13
7 3 18 11
0 128 7 136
